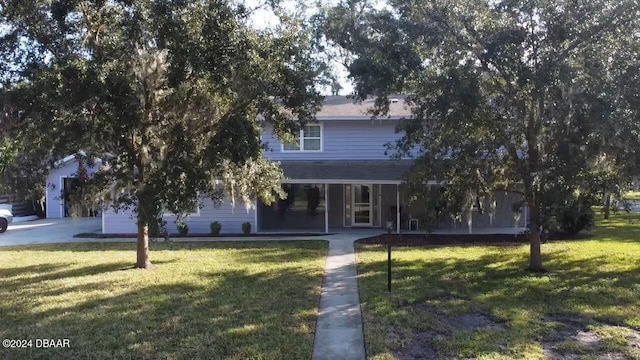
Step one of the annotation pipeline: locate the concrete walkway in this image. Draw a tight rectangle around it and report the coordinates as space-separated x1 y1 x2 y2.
312 234 373 360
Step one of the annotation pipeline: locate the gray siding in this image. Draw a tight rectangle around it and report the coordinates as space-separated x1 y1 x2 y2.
102 196 257 235
262 120 403 161
45 159 100 219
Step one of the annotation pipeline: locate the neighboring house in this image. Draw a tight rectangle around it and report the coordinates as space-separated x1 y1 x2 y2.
48 96 528 234
45 154 102 219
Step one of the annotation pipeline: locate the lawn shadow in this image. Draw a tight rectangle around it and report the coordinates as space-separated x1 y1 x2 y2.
0 263 74 279
0 243 327 360
0 241 328 260
0 262 133 291
356 244 640 358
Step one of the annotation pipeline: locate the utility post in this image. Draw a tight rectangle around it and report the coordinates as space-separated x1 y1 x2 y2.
386 220 393 292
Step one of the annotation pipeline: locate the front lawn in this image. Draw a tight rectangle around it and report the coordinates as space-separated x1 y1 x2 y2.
0 241 328 360
356 212 640 359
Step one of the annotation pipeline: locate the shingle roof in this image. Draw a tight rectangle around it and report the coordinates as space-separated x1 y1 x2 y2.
316 95 412 118
279 160 414 182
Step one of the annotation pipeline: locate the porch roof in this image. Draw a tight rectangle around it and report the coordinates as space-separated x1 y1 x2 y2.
279 160 413 184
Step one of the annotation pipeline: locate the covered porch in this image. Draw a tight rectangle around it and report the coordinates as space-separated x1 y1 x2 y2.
257 183 405 233
255 160 528 235
257 160 411 234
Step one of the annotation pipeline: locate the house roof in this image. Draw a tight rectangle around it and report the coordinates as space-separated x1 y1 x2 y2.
279 160 414 184
316 95 412 120
52 151 87 168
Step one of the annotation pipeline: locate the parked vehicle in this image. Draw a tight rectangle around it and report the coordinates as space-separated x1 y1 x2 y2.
0 205 13 233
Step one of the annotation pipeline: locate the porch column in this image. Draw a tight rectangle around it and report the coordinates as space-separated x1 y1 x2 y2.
467 191 473 234
396 185 400 234
324 183 329 233
489 195 495 226
468 203 473 234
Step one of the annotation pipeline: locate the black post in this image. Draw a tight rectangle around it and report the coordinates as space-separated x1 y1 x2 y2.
387 227 392 292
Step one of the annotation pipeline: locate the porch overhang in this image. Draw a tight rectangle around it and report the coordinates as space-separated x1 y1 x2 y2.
279 160 413 184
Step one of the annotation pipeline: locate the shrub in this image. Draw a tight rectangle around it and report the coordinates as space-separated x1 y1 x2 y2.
210 221 222 236
557 204 594 235
242 222 251 235
177 221 189 236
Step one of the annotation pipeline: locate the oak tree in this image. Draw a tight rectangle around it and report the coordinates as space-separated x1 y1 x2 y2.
321 0 640 271
1 0 324 268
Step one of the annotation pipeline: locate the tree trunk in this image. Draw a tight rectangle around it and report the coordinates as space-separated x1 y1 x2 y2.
527 204 545 272
603 192 611 220
136 221 153 269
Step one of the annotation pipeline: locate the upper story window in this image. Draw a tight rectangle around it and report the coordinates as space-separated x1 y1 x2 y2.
282 124 323 152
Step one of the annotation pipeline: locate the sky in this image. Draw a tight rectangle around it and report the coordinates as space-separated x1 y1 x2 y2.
0 0 356 95
243 0 355 95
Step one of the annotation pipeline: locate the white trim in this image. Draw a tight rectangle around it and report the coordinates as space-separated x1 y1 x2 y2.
351 184 373 227
53 152 87 168
342 184 347 227
281 123 324 152
396 185 400 234
324 183 329 233
101 209 106 234
59 176 64 218
254 199 259 232
342 184 345 228
59 176 69 218
377 184 382 227
343 184 350 227
54 155 77 168
468 203 473 234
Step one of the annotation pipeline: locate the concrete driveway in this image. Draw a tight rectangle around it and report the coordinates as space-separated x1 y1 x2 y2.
0 217 101 247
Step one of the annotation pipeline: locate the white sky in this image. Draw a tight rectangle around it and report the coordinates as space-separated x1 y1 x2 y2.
0 1 356 95
243 0 355 95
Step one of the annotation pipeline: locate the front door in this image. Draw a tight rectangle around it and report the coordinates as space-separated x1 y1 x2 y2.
352 184 373 226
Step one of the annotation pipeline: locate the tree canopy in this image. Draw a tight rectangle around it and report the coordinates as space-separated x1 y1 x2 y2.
1 0 325 268
321 0 640 271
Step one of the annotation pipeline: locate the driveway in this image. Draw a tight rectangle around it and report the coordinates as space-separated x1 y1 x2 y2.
0 217 101 247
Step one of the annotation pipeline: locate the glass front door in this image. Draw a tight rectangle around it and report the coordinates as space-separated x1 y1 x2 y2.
352 184 372 226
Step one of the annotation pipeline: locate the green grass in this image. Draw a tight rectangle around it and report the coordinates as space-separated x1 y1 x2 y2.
624 191 640 201
0 241 328 360
356 212 640 359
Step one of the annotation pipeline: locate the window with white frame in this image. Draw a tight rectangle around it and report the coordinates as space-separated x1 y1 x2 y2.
282 124 322 151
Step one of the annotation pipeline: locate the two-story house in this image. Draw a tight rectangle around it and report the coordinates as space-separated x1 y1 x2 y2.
46 96 528 234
